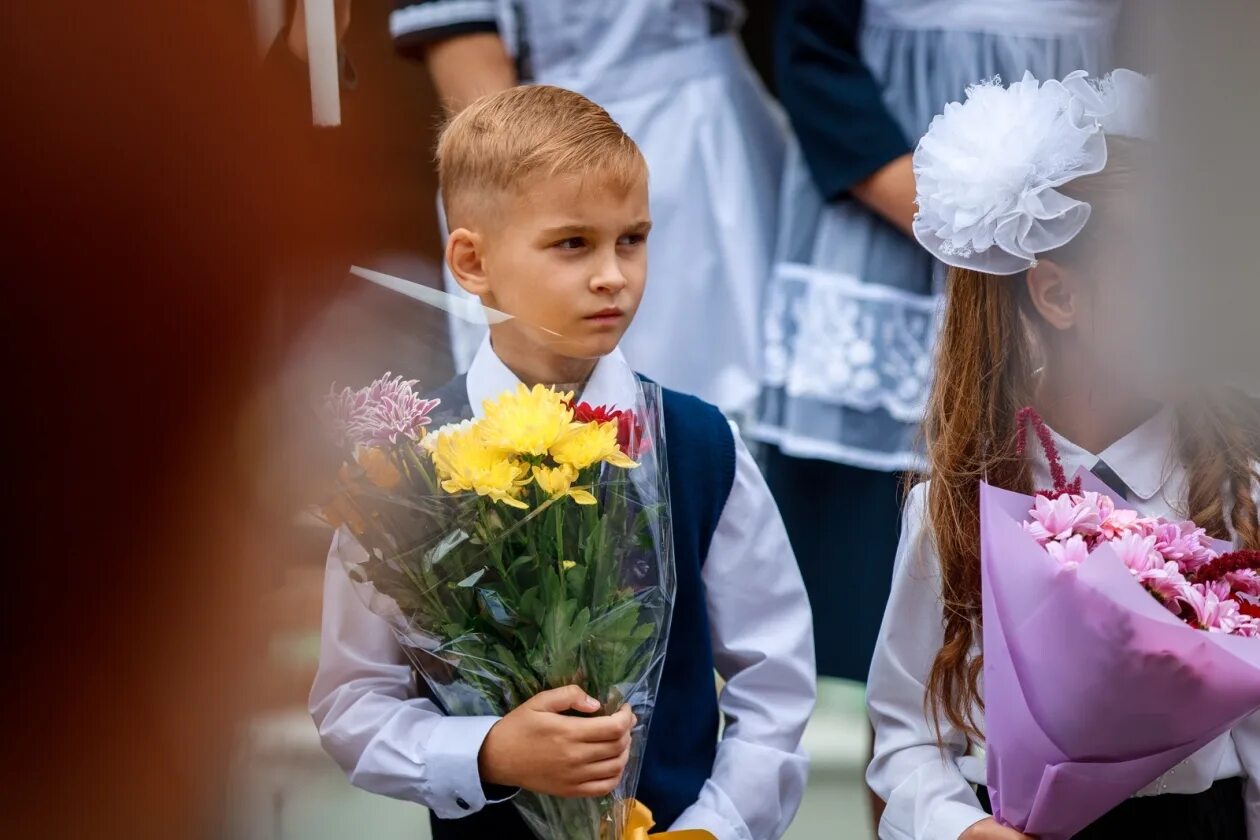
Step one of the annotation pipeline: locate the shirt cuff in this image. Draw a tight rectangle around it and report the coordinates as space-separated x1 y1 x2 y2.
669 784 753 840
926 800 991 840
424 715 504 819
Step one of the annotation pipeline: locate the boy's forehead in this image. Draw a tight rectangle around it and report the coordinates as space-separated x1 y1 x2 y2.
512 170 649 220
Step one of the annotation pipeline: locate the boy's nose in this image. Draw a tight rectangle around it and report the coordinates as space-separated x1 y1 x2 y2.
590 268 628 294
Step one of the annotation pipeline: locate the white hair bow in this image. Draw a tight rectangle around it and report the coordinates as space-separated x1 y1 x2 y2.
912 70 1152 276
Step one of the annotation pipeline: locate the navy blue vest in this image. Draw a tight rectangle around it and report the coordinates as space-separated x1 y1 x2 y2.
424 376 736 838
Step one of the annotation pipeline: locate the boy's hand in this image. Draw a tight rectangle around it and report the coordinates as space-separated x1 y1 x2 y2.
478 686 636 798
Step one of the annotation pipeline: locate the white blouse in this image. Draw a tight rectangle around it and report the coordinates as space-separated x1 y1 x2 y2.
866 407 1260 839
309 338 816 840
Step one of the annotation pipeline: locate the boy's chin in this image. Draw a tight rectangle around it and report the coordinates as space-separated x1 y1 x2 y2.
562 334 623 361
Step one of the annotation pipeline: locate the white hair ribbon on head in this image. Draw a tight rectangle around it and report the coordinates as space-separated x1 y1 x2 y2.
1062 69 1155 141
912 70 1150 276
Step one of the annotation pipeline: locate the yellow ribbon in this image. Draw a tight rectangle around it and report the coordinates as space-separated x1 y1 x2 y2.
622 799 716 840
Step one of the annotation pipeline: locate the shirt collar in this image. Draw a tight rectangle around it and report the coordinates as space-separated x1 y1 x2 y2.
464 335 640 417
1042 406 1179 502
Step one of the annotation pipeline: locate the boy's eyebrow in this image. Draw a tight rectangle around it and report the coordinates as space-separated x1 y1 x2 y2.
539 224 596 236
537 220 653 236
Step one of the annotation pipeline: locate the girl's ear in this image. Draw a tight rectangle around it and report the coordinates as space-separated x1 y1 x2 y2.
446 228 491 296
1025 258 1080 331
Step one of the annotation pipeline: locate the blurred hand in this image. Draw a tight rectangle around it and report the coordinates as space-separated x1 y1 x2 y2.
479 686 636 798
961 818 1036 840
287 0 353 61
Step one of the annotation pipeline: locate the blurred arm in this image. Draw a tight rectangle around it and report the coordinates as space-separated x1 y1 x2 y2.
424 33 516 112
309 529 509 818
389 1 516 112
866 485 990 840
775 0 915 235
671 429 817 840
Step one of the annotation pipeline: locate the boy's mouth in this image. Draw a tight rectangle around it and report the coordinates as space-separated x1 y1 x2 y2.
585 307 625 324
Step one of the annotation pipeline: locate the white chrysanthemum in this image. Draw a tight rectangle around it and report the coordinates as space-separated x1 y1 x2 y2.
912 71 1108 275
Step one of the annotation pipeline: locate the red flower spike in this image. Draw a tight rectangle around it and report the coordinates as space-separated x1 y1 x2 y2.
1015 406 1078 497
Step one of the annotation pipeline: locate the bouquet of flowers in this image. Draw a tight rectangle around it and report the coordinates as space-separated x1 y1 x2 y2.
319 372 674 840
979 408 1260 839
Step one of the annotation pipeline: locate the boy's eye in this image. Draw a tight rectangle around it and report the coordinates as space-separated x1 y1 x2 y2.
554 237 586 250
618 233 646 247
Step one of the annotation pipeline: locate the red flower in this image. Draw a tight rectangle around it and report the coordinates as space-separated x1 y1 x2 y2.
1191 549 1260 585
571 402 619 425
569 401 651 459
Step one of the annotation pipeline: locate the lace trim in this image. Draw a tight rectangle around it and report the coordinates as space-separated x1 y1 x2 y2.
763 263 942 424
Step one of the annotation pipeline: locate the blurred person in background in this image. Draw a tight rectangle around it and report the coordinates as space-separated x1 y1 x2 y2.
0 2 358 836
390 0 787 421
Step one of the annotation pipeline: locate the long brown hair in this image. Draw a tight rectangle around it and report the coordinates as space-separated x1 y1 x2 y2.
921 144 1260 743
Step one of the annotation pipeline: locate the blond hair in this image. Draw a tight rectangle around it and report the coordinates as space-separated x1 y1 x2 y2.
436 85 647 227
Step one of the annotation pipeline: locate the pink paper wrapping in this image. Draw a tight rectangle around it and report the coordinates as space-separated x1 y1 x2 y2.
980 469 1260 839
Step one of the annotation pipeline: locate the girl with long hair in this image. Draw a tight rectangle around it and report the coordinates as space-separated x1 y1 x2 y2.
867 71 1260 840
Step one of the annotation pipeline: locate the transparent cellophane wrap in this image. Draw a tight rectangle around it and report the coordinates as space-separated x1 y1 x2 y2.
327 379 674 840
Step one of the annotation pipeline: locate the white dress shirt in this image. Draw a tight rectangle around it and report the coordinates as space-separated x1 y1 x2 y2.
867 407 1260 840
310 337 816 840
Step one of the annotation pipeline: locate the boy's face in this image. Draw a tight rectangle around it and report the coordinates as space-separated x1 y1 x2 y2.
464 173 650 365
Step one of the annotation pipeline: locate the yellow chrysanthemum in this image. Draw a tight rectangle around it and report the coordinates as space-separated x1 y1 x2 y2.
551 420 638 471
432 425 530 508
478 383 575 457
356 447 402 490
532 463 597 505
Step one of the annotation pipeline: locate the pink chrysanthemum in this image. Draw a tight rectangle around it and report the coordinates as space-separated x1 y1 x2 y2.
346 374 440 447
1111 532 1161 575
322 384 373 447
1025 493 1102 543
1151 521 1217 573
323 373 440 448
1177 580 1248 634
1045 534 1090 570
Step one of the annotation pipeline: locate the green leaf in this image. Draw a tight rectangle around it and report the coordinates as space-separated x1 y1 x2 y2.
564 564 588 602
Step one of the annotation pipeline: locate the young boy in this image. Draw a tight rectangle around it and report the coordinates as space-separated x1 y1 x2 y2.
309 85 816 840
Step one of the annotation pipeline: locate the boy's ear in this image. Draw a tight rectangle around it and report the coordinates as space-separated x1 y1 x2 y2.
446 228 491 296
1025 258 1080 331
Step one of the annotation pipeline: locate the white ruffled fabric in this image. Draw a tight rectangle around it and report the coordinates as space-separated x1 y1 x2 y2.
1063 67 1155 140
912 68 1151 275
